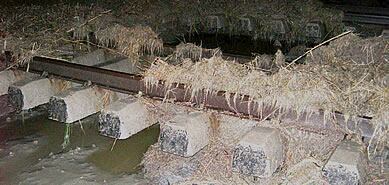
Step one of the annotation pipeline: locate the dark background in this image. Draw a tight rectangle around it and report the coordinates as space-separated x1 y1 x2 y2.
0 0 388 7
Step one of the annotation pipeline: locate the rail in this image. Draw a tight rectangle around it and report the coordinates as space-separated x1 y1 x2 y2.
25 56 374 140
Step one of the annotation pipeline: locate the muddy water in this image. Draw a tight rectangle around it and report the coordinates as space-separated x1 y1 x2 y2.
0 113 159 184
87 123 159 174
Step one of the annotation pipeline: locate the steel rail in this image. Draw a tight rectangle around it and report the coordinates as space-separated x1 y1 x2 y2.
333 5 389 17
344 13 389 25
27 56 374 140
325 4 389 25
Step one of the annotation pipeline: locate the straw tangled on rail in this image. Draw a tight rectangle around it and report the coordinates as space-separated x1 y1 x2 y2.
144 34 389 125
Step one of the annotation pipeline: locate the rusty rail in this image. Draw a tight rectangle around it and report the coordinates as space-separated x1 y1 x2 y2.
28 56 374 140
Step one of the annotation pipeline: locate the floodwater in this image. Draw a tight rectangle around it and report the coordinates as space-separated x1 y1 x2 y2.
0 112 159 185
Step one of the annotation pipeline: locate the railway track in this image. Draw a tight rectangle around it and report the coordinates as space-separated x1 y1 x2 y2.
344 13 389 25
21 55 374 140
332 5 389 25
334 5 389 16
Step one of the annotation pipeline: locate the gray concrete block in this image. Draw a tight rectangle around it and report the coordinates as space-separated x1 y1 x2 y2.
0 70 17 95
0 70 36 96
99 98 153 139
8 77 57 111
305 21 325 41
0 94 16 122
382 29 389 40
239 17 254 32
8 86 23 111
181 17 199 29
323 140 366 185
157 162 199 185
271 19 288 35
159 112 210 157
205 15 224 33
49 87 106 123
232 127 283 178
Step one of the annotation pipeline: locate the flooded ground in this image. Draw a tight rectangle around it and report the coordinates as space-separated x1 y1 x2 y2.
0 111 159 185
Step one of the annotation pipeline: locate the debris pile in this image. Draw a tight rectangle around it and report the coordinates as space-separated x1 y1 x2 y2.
142 33 388 183
173 43 222 62
0 4 114 65
0 1 387 184
144 33 388 126
95 24 163 60
0 0 344 66
165 0 344 43
142 114 258 184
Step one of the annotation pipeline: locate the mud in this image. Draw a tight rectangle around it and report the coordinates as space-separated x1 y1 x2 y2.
0 113 159 184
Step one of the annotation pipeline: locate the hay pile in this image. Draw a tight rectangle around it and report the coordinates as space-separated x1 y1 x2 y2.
0 0 344 65
144 33 388 125
282 127 344 166
251 50 285 73
0 2 165 67
49 78 72 93
368 109 389 174
144 56 253 99
0 4 118 65
144 55 330 118
173 43 222 62
143 34 388 182
281 158 327 184
95 24 163 60
305 33 389 118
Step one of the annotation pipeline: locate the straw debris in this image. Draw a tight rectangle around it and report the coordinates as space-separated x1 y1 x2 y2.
142 114 257 184
95 24 163 61
144 55 329 118
49 78 72 93
144 34 388 126
0 4 115 66
173 43 222 62
143 35 388 181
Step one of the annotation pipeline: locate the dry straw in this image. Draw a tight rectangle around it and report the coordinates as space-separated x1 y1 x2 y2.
143 34 388 177
174 43 222 62
144 33 388 126
95 24 163 61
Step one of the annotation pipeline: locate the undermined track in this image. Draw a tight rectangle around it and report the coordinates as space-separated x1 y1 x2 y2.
26 55 374 140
